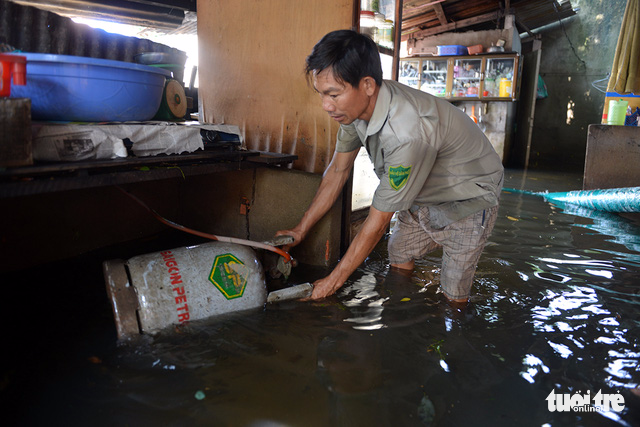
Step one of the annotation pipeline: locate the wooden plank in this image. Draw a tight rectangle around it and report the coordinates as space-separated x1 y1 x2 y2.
0 159 261 198
403 0 446 18
0 150 256 178
402 10 501 40
0 149 300 199
403 11 438 29
246 152 298 164
514 48 542 169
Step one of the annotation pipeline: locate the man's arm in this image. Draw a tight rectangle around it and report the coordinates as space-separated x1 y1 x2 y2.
276 148 359 246
309 206 394 300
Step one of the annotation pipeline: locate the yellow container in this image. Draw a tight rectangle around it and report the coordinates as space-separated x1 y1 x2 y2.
499 78 512 97
607 99 628 125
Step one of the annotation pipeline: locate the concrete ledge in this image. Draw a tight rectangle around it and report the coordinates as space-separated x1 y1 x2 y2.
181 167 342 268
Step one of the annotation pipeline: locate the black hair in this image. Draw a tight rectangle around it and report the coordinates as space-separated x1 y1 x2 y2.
305 29 383 88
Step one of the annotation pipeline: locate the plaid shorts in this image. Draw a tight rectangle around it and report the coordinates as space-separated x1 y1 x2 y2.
388 205 499 300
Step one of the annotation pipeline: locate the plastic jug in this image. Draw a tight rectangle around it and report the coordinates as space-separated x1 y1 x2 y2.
0 53 27 97
607 99 628 126
499 78 512 97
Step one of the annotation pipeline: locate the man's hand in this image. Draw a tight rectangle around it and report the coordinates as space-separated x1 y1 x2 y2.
303 207 395 301
307 275 343 300
275 228 305 251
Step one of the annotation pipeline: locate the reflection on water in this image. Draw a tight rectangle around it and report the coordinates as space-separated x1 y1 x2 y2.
4 178 640 426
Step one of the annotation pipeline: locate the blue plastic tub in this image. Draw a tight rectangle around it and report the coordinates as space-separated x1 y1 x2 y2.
8 53 170 122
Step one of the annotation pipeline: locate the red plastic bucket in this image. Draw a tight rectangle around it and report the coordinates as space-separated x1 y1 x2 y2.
0 53 26 97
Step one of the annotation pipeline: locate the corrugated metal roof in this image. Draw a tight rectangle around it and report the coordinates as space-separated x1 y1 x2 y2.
10 0 195 30
0 1 186 63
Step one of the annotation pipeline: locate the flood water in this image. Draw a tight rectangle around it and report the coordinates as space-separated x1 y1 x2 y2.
3 169 640 426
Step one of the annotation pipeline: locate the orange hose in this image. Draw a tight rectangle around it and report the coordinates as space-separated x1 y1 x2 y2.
117 186 292 262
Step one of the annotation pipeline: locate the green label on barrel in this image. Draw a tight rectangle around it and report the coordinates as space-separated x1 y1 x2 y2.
209 253 248 299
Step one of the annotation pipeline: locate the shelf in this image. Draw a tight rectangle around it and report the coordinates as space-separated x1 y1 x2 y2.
0 149 297 198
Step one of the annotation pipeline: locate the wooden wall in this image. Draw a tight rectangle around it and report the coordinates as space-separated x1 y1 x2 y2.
198 0 355 174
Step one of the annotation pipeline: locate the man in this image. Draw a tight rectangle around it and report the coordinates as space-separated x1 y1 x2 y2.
277 30 503 304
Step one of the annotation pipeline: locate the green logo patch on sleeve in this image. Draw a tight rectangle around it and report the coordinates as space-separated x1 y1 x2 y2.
388 165 412 190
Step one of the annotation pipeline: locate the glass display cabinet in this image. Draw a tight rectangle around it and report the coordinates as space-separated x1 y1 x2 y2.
484 56 517 98
452 57 482 98
399 54 520 101
398 58 420 89
419 58 448 97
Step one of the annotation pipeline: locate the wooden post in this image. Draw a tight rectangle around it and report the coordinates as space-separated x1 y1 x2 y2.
392 0 403 81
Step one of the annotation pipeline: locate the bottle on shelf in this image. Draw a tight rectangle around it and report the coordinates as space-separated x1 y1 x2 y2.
360 10 376 40
374 12 385 45
383 19 394 48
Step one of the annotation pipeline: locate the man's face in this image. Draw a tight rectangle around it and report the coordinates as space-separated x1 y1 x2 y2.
313 68 376 125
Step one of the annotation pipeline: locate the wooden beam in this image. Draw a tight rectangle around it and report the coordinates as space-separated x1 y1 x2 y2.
402 10 501 41
433 2 447 25
514 13 535 38
403 0 446 17
403 11 436 29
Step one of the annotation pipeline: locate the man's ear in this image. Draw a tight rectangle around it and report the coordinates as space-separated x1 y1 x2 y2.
361 76 377 96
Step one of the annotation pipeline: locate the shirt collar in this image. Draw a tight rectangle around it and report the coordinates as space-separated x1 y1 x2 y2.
354 80 390 139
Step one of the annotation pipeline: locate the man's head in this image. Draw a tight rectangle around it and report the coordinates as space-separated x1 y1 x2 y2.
305 30 383 88
306 30 382 124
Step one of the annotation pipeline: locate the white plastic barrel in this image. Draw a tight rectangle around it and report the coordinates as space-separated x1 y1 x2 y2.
104 241 266 339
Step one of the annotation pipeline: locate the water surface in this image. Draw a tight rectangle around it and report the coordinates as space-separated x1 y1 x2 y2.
3 170 639 426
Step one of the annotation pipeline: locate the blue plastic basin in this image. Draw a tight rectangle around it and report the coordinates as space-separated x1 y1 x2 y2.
9 53 171 122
